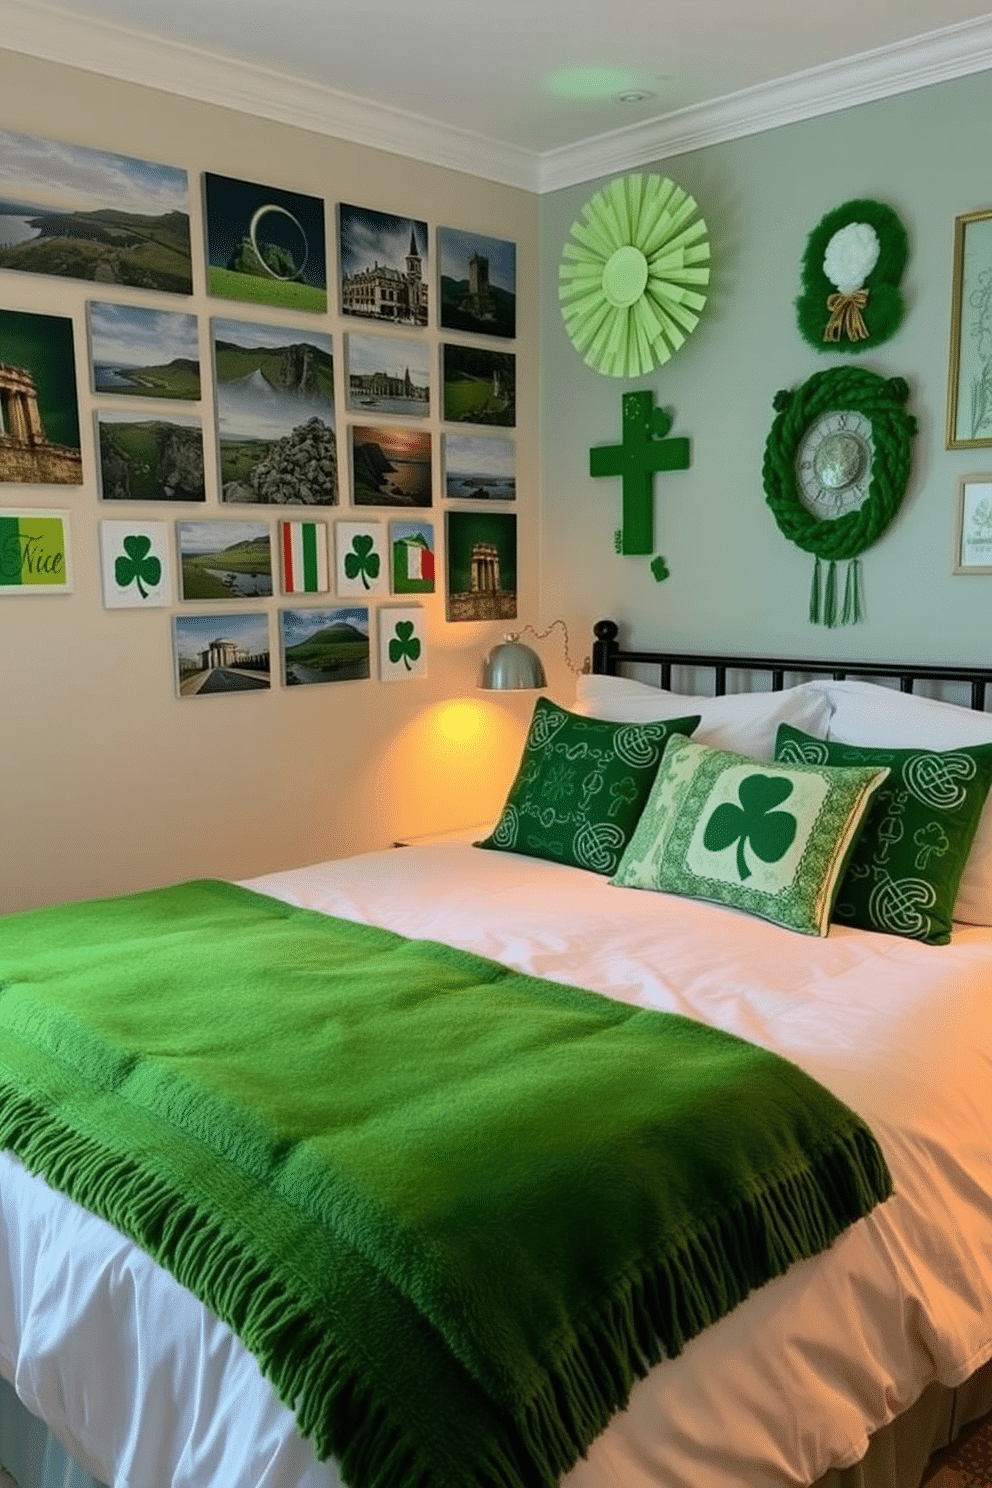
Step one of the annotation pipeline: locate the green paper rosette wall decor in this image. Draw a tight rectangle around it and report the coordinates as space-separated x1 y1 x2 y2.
763 366 917 626
559 173 710 378
796 199 909 353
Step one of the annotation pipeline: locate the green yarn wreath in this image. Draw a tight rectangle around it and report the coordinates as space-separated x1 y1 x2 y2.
796 199 908 354
763 366 917 625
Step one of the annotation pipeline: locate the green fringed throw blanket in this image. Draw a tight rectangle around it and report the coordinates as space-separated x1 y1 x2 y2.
0 880 892 1488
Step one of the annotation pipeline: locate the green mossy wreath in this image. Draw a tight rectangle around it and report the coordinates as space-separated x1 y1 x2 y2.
796 199 908 354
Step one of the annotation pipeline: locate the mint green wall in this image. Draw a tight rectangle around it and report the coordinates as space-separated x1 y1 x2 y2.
539 71 992 669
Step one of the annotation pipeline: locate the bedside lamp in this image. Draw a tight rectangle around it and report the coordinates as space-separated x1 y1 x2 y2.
479 620 586 690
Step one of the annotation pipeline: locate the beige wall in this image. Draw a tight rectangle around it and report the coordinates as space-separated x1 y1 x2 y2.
0 49 540 912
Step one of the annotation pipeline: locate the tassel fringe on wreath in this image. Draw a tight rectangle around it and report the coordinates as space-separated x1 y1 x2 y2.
809 558 863 627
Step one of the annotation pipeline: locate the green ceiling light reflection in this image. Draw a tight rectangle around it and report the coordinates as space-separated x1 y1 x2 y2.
559 173 710 379
545 67 638 98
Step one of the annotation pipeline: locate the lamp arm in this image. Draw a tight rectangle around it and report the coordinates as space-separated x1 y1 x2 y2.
502 619 588 675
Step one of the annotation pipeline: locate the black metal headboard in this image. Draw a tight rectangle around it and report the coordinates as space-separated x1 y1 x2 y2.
591 619 992 712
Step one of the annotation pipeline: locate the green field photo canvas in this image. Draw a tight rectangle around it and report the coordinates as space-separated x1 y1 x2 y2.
280 606 370 686
442 343 515 426
203 172 327 313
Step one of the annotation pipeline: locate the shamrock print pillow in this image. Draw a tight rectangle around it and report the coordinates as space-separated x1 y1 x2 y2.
612 733 889 936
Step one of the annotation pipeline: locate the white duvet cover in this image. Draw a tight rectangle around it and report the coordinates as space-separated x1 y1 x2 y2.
2 844 992 1488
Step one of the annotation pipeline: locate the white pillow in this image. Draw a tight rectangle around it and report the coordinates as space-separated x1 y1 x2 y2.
574 674 832 759
819 678 992 926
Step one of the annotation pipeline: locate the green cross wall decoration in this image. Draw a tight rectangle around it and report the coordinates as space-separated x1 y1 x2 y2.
589 391 691 556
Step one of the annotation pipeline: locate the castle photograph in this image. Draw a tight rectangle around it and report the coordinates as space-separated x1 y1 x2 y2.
339 204 428 327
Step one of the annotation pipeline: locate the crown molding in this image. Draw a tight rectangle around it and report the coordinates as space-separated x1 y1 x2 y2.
538 14 992 192
0 0 541 190
3 0 992 196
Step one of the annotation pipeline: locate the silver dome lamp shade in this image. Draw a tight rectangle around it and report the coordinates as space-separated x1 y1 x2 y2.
479 637 547 690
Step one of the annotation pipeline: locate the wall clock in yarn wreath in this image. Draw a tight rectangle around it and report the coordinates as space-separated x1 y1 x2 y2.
763 366 917 625
795 199 908 352
559 173 710 378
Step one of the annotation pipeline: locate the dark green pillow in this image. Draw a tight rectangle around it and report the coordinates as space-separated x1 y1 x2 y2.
476 696 699 875
775 723 992 944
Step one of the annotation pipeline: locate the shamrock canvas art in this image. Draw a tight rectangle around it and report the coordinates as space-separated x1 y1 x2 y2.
280 606 370 686
335 522 385 597
379 606 426 682
99 521 172 608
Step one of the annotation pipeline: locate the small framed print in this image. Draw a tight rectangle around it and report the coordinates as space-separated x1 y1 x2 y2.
954 476 992 572
0 509 72 594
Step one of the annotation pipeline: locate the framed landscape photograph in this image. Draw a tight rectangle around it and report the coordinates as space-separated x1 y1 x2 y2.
443 432 515 500
442 344 515 426
438 227 516 339
390 520 435 594
954 476 992 572
280 606 370 686
173 611 270 696
99 520 172 608
445 509 516 622
0 128 192 294
0 509 72 594
350 424 431 507
203 173 327 313
88 302 200 400
213 318 336 505
0 308 82 485
177 521 273 600
379 605 426 681
339 204 428 327
97 410 205 502
947 208 992 448
345 332 429 418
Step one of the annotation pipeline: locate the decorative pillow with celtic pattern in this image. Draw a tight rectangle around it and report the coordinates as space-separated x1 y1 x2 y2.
775 723 992 944
612 733 888 937
475 698 699 875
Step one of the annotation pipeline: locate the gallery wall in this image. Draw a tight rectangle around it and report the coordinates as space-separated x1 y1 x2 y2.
538 69 992 679
0 47 540 913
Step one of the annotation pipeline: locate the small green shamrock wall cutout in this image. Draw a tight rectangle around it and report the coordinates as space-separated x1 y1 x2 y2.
703 775 798 880
650 555 670 582
388 620 421 671
115 534 162 599
344 534 380 590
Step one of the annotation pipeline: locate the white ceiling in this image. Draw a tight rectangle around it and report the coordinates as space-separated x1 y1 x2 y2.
5 0 992 189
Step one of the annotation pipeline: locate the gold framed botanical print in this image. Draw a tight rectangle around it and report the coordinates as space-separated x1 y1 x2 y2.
954 476 992 573
947 208 992 448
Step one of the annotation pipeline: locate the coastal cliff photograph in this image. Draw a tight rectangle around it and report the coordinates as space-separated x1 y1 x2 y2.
97 411 205 502
87 302 200 399
0 129 192 294
350 425 431 506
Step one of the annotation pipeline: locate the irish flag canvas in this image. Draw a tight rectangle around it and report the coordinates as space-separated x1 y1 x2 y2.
390 520 435 594
281 520 329 594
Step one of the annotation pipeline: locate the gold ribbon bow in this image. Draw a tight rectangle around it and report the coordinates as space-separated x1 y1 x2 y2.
823 289 870 343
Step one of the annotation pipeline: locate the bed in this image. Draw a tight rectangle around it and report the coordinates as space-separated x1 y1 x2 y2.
2 618 992 1488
